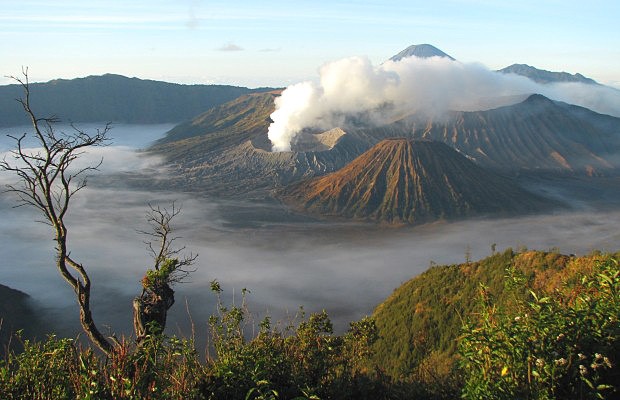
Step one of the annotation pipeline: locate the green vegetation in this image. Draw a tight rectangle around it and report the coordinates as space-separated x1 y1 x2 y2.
371 249 620 394
0 283 394 400
373 248 518 378
2 249 619 399
460 258 620 399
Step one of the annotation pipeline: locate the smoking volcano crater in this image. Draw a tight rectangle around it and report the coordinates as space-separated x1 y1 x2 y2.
250 127 346 153
152 89 620 204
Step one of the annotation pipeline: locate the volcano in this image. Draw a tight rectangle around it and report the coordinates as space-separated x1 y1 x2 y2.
389 44 455 62
359 94 620 175
152 92 620 198
280 139 556 224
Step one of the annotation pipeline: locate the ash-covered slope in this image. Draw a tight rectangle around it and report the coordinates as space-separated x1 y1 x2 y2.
151 92 364 196
360 94 620 175
280 139 556 224
156 90 281 146
306 94 620 177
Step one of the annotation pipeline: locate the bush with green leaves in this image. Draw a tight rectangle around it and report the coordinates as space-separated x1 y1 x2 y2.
0 288 389 400
203 280 389 400
105 335 204 399
0 333 204 399
459 258 620 399
0 335 107 400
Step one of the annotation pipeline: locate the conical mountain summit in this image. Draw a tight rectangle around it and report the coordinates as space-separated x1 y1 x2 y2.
389 44 455 62
280 138 556 224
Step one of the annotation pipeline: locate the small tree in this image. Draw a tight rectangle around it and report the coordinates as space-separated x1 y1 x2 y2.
133 203 197 341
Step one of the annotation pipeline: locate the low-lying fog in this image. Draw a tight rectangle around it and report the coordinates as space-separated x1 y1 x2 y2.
2 124 620 342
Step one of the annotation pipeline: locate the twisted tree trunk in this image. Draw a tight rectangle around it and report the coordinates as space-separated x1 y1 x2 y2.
133 283 175 341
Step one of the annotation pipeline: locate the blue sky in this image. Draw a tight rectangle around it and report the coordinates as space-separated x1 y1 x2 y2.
1 0 619 87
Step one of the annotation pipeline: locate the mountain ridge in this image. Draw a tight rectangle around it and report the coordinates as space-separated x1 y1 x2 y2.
498 63 599 85
361 93 620 175
0 74 275 127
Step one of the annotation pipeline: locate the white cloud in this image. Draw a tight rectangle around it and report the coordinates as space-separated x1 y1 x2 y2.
268 55 620 151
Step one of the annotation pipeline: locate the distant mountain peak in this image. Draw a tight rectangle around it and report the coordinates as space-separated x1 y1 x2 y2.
499 64 598 85
524 93 555 104
390 44 455 62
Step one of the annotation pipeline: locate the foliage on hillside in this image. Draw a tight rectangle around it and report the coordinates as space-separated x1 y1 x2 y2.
1 250 619 399
371 249 619 381
460 258 620 399
0 283 413 400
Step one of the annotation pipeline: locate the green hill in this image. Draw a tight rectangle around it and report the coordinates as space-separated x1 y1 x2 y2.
371 248 618 378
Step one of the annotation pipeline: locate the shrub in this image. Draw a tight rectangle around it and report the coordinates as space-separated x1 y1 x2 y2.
459 258 620 399
203 281 390 400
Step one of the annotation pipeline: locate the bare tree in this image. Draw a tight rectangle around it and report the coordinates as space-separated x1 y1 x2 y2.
133 203 197 341
1 70 196 354
0 69 114 355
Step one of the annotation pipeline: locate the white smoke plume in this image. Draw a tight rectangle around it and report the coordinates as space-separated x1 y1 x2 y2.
268 56 620 152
